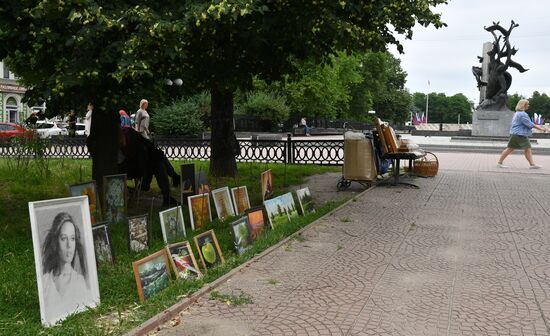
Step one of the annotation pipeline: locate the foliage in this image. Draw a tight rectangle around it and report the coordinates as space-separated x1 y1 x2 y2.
507 93 525 111
152 93 208 136
0 158 340 335
527 91 550 120
236 90 290 124
412 92 473 124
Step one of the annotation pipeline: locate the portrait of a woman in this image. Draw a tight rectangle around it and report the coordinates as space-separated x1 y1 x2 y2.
41 212 91 323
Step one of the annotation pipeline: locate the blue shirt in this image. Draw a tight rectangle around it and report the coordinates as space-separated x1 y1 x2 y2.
510 111 534 136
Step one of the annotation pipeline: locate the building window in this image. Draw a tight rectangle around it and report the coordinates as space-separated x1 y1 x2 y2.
3 63 9 79
5 96 18 123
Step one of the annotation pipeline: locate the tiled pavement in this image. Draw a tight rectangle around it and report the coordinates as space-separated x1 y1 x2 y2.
151 152 550 336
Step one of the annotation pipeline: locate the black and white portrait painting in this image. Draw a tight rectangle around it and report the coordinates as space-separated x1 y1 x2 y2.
29 196 100 327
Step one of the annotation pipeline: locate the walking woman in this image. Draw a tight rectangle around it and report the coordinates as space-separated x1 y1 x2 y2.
497 99 546 168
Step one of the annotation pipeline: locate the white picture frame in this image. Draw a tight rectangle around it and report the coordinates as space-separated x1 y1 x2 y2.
230 186 251 215
28 196 100 327
211 187 235 220
159 206 186 244
187 193 212 231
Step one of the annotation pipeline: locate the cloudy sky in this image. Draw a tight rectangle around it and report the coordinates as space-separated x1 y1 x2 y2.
389 0 550 105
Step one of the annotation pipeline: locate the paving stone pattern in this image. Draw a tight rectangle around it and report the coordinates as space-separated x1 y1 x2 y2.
154 154 550 336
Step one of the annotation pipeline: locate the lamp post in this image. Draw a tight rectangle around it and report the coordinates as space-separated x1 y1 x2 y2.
425 80 430 124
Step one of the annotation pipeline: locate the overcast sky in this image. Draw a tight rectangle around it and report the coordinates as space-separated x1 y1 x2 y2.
388 0 550 105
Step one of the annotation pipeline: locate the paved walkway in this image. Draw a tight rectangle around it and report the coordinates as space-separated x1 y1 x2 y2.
149 152 550 336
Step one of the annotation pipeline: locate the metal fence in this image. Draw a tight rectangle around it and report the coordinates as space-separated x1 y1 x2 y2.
0 135 345 165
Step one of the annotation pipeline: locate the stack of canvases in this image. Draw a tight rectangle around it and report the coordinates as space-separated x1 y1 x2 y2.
27 167 317 326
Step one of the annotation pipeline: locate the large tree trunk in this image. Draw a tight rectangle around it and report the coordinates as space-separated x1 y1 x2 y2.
209 88 237 177
86 109 120 202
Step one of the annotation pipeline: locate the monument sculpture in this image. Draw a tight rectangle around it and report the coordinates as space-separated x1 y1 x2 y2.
471 21 528 136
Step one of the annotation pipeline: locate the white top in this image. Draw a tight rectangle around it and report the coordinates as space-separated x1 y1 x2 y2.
84 110 92 136
300 118 307 126
42 269 90 325
135 108 150 139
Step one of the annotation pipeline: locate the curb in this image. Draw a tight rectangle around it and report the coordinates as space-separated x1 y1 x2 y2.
126 185 375 336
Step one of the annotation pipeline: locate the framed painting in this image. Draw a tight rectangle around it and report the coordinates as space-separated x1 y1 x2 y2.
195 171 211 194
187 193 212 231
68 180 101 224
280 192 300 221
159 206 186 244
261 169 273 201
230 217 253 255
180 163 196 202
263 196 289 229
211 187 235 220
194 230 224 270
102 174 127 225
132 249 171 303
92 222 115 264
165 241 202 280
128 214 149 252
245 206 266 240
28 196 100 327
296 187 316 215
231 186 251 215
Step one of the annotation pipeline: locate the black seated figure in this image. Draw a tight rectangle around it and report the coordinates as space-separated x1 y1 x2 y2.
118 127 180 206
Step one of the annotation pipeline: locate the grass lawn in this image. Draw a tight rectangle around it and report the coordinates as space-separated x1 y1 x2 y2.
0 157 342 335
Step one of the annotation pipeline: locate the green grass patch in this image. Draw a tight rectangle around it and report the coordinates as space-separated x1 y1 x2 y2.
209 291 253 306
0 158 341 335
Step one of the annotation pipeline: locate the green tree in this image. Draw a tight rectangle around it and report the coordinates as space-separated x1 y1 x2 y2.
0 1 447 177
412 92 472 123
528 91 550 120
507 93 525 111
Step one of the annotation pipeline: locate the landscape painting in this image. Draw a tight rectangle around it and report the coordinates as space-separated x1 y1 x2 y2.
296 187 316 215
263 196 290 229
166 241 201 280
211 187 235 220
246 206 266 240
133 250 171 303
280 192 300 220
231 186 251 215
261 169 273 201
69 181 101 224
102 174 127 225
159 206 186 244
230 217 252 255
187 193 211 231
194 230 224 270
128 214 149 252
92 222 114 264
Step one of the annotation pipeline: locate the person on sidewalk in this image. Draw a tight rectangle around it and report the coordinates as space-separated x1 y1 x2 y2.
497 99 546 169
300 117 311 136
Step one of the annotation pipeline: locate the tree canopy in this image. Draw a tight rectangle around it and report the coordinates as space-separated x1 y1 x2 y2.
0 0 448 176
412 92 473 124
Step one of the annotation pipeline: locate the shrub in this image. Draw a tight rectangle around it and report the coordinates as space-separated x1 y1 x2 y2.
152 92 209 136
237 90 290 124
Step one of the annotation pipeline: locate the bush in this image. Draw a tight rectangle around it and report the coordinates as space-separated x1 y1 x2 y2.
237 90 290 124
152 92 209 136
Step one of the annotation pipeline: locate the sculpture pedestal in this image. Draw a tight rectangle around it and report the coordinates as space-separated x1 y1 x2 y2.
472 109 514 137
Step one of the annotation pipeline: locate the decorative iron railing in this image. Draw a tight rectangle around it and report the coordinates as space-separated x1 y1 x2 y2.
0 135 345 165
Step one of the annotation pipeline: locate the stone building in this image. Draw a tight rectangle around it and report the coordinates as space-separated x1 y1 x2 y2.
0 60 44 123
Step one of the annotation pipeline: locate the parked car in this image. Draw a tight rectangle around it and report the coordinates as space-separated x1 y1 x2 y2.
0 122 32 143
35 121 68 138
63 123 86 136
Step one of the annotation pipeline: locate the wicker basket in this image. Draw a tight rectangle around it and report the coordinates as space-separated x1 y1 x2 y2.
412 151 439 177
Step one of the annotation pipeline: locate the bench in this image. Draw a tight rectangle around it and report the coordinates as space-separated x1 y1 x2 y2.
251 133 283 147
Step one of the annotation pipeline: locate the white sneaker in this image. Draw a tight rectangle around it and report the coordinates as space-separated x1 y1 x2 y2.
529 164 542 169
496 163 508 168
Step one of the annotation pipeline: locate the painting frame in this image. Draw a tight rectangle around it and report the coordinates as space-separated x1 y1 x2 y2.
211 186 235 220
261 169 273 201
128 214 150 253
187 193 212 231
159 206 186 244
68 180 101 225
193 230 224 270
296 187 316 215
231 186 251 215
28 195 100 327
230 217 253 255
280 192 300 221
132 249 171 303
165 241 202 280
245 206 266 240
102 173 128 225
91 222 115 264
263 196 290 229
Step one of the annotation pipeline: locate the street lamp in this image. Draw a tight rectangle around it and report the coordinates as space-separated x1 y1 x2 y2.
425 80 430 124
